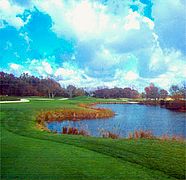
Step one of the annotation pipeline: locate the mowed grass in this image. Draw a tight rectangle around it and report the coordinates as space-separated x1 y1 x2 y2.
0 96 185 180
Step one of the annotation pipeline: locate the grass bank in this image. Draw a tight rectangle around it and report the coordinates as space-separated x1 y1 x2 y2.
1 96 185 180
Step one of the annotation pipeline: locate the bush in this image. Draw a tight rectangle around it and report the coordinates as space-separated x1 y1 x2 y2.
128 130 154 139
61 127 89 136
101 130 119 139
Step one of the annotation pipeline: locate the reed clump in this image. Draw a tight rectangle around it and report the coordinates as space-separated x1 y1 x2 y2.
101 131 119 139
160 134 184 142
62 126 89 136
128 130 154 139
128 130 185 142
36 103 115 127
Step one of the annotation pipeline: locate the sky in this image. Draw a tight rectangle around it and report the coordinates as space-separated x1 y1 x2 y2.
0 0 186 91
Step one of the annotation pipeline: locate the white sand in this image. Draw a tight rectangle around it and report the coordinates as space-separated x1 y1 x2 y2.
0 99 30 104
59 98 69 100
127 102 139 104
33 98 54 100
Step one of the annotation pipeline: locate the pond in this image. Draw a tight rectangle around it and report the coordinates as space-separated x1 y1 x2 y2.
46 104 186 138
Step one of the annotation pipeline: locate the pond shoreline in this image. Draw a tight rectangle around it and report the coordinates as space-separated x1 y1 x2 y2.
46 103 186 140
96 101 139 104
37 101 138 132
138 100 186 112
36 102 117 132
36 100 186 139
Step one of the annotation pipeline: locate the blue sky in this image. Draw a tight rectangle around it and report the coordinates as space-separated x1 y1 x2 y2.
0 0 185 90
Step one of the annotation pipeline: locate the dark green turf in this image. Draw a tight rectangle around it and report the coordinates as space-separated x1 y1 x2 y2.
1 97 185 179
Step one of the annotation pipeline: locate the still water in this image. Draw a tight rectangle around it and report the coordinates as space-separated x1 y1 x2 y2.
47 104 186 138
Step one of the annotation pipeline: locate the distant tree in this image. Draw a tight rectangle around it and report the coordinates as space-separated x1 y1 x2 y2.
46 78 61 98
123 88 132 98
0 72 17 95
66 85 76 98
144 83 159 100
74 88 85 97
169 85 179 95
159 89 168 99
93 87 140 99
180 82 186 99
170 83 185 100
131 89 140 98
55 88 69 97
0 71 63 97
141 92 146 99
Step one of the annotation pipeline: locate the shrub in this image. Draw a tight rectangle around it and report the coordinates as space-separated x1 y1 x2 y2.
62 127 67 134
101 130 119 139
128 130 154 139
161 134 184 142
79 129 89 136
61 126 89 136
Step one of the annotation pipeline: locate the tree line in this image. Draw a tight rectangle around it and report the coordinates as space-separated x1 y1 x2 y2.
0 71 185 99
0 72 85 98
143 83 185 100
93 83 185 100
93 87 140 98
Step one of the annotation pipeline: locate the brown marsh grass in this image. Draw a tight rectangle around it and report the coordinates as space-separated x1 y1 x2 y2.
62 126 89 136
36 103 115 130
128 130 185 142
128 130 154 139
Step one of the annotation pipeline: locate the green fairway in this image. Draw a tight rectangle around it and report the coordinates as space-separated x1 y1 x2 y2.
0 97 185 180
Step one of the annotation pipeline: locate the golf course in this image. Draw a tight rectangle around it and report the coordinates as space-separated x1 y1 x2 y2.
1 97 185 180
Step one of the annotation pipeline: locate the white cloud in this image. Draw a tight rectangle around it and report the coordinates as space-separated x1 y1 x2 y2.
41 61 53 74
125 71 139 81
149 46 186 74
8 63 25 76
143 17 154 30
152 0 186 53
55 67 96 87
27 59 54 77
8 0 156 77
32 0 153 42
66 1 108 40
114 69 139 82
9 63 21 70
1 0 186 90
91 47 123 69
151 72 185 90
0 0 31 29
33 0 110 40
149 46 164 71
124 11 140 30
19 32 32 50
55 68 75 77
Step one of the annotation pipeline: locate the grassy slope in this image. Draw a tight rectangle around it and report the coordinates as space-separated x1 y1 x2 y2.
0 96 185 180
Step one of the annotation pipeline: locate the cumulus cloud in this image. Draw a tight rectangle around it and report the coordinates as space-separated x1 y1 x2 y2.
152 0 186 54
125 71 139 81
0 0 31 29
41 61 53 74
55 68 75 78
7 63 28 76
26 59 55 77
9 63 21 70
0 0 185 90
